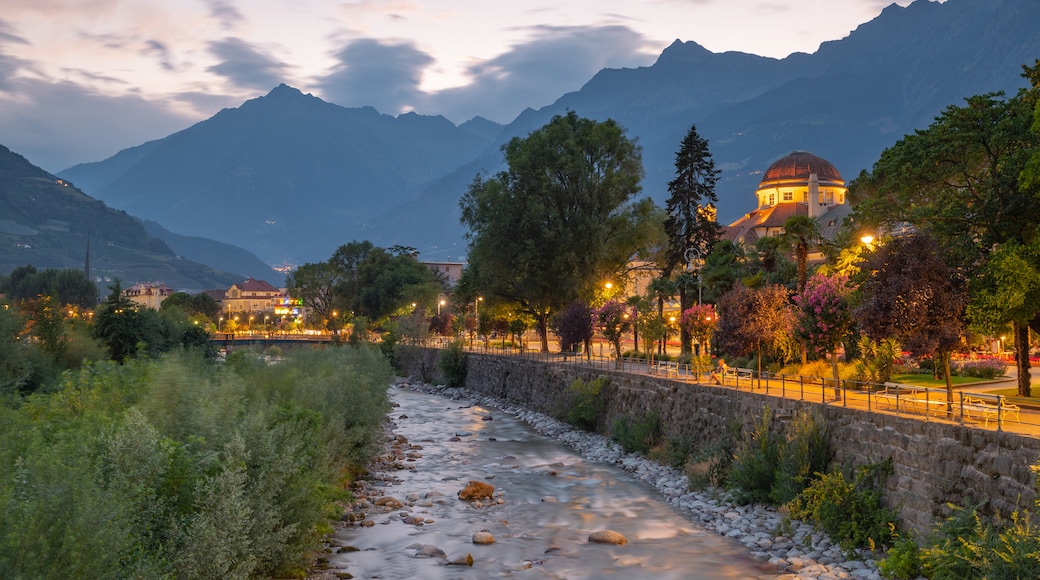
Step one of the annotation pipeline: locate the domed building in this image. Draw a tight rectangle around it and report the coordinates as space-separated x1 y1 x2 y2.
723 151 852 245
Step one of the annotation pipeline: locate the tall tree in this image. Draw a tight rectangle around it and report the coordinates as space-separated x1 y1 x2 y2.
597 299 632 367
858 234 969 406
663 124 721 355
460 112 646 351
854 88 1040 397
794 274 854 393
780 215 822 293
286 261 338 328
716 283 793 379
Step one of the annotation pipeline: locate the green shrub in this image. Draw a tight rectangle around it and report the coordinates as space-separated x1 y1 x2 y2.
770 409 830 505
0 347 392 578
565 377 606 431
878 534 923 580
727 407 781 503
612 411 662 455
684 438 734 489
788 459 897 551
438 340 467 387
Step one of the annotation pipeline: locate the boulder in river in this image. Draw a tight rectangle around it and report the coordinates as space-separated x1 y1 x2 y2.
458 480 495 501
588 530 628 545
472 531 495 544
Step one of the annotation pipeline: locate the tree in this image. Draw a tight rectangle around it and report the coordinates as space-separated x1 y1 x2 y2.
794 274 854 393
699 240 750 302
680 303 717 355
460 111 646 351
597 300 632 367
663 123 722 273
716 284 793 378
858 234 969 406
286 261 338 328
780 215 822 293
854 89 1040 399
967 239 1040 397
553 301 594 354
663 124 721 354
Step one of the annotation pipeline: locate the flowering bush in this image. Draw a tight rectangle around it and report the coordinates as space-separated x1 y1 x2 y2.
951 359 1007 379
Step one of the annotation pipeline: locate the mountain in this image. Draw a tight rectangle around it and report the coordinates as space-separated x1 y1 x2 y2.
0 144 257 292
60 85 503 264
138 219 283 286
363 0 1040 252
59 0 1040 264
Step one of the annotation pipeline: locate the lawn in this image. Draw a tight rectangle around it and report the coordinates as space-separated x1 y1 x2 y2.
891 374 986 388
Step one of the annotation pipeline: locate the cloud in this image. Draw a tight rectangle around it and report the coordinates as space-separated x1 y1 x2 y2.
0 77 195 171
206 37 289 90
205 0 245 30
317 38 433 112
424 25 659 123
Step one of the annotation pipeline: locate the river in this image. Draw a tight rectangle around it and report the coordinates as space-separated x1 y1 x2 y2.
320 385 777 579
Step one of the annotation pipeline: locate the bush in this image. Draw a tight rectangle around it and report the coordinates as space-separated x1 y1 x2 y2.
565 377 606 431
727 407 830 505
788 459 897 551
770 409 830 505
612 411 662 455
684 437 734 489
951 359 1006 380
878 534 923 580
0 348 392 578
438 340 467 387
727 407 782 504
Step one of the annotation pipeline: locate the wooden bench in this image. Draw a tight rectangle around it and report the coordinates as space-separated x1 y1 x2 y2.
719 367 753 386
651 361 681 378
874 383 923 413
963 397 1020 427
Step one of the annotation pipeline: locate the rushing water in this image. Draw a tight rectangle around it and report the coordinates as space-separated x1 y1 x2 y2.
326 387 776 579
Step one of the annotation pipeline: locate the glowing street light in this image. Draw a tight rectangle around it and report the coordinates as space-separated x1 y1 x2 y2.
438 299 446 315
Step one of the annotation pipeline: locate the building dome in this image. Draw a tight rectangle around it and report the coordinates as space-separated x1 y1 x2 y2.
760 151 844 187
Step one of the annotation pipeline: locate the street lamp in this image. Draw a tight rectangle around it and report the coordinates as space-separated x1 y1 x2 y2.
219 316 223 332
438 299 446 315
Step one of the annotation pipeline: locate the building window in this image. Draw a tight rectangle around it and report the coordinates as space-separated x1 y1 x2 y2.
768 193 776 206
783 190 793 202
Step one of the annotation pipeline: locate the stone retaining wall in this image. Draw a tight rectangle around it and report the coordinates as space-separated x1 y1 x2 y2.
401 347 1039 533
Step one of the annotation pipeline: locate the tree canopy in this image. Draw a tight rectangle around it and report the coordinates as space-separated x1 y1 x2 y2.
459 111 649 351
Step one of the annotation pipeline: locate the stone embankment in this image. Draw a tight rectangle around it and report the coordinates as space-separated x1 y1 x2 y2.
407 380 884 580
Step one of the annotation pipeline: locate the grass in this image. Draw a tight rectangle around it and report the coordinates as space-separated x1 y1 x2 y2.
982 388 1040 407
890 374 986 388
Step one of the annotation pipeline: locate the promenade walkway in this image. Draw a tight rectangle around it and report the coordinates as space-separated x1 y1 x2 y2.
455 343 1040 438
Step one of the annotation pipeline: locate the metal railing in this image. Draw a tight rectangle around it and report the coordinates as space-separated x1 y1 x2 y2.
439 341 1033 435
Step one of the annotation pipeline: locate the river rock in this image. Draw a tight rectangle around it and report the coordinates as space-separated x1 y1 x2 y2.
447 553 475 566
588 530 628 545
472 531 495 544
412 544 446 558
374 496 403 509
458 480 495 500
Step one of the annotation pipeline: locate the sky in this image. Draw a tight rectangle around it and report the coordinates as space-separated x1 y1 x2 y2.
0 0 920 173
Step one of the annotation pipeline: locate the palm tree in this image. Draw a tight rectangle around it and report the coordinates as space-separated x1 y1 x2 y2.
780 215 822 293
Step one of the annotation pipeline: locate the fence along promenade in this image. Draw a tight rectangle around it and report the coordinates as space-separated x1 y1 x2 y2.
444 340 1034 436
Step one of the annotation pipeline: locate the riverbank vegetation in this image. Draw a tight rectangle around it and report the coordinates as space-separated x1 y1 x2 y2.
0 346 391 578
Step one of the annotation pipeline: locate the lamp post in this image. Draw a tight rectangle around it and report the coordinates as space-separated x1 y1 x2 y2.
438 299 446 316
219 316 223 332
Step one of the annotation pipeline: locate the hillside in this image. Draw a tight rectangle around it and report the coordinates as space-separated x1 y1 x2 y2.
0 144 253 292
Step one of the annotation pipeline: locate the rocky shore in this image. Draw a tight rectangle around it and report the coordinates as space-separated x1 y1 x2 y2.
408 381 885 580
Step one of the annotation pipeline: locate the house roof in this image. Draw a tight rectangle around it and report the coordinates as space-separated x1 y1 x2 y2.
235 278 279 293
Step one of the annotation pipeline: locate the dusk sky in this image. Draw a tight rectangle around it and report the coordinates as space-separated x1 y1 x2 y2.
0 0 922 173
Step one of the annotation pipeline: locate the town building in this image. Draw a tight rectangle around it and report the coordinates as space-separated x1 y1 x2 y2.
223 278 288 313
124 281 174 310
723 151 852 248
422 261 465 287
